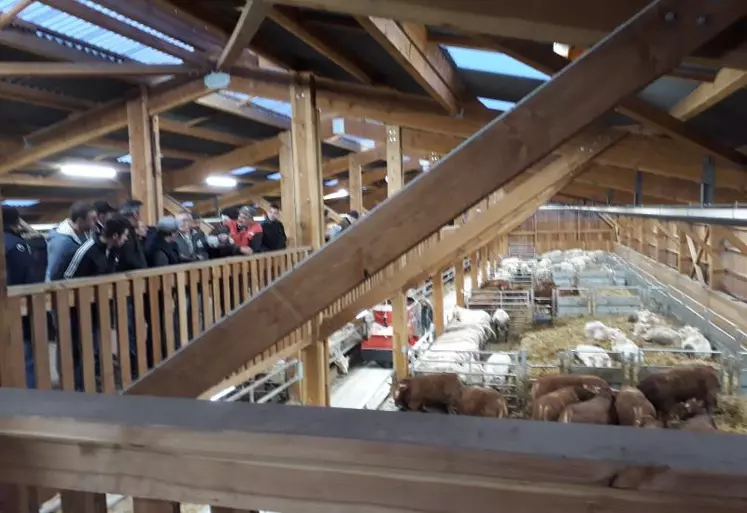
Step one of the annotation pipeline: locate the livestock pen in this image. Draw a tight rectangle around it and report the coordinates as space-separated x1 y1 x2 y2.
399 249 747 431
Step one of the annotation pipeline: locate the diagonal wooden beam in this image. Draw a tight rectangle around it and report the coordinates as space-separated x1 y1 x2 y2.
217 0 270 70
669 67 747 121
320 129 623 337
0 79 215 175
124 0 747 399
358 17 460 114
0 0 32 30
491 37 747 169
269 7 374 83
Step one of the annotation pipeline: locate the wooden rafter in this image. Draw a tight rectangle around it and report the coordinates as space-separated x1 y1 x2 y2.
0 62 201 77
490 37 747 169
269 7 374 83
669 67 747 121
217 0 270 70
0 0 32 30
123 0 747 398
273 0 747 70
358 17 460 114
0 79 213 175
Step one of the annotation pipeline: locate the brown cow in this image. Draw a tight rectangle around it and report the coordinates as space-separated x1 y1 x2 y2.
559 388 615 425
532 385 599 421
637 365 719 419
615 386 658 427
456 386 509 418
391 373 464 414
532 374 610 400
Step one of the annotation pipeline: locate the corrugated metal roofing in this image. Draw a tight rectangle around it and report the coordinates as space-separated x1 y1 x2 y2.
0 0 187 64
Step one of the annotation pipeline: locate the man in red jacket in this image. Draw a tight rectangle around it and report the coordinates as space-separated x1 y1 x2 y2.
226 206 263 254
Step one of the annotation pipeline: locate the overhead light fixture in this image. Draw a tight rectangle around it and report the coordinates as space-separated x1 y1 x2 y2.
553 42 570 58
205 176 237 188
60 164 116 179
323 188 349 200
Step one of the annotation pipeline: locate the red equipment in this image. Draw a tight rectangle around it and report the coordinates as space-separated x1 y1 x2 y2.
361 304 421 366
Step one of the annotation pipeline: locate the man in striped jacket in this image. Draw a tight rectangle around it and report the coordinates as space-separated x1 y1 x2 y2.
63 215 130 279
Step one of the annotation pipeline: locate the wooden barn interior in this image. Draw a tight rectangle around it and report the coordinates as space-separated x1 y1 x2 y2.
1 0 747 512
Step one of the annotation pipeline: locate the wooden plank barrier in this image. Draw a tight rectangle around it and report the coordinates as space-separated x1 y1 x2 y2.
0 389 747 513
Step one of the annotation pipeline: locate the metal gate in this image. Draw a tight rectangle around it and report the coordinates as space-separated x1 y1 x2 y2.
508 242 537 261
466 289 533 335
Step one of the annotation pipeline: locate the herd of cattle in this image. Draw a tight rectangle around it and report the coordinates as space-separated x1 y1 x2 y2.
390 365 720 431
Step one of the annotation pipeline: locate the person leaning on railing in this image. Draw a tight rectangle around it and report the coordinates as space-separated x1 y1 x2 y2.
3 206 41 388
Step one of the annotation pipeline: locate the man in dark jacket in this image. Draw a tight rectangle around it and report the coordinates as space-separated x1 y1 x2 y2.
4 206 39 388
46 201 96 281
63 215 130 279
92 200 117 235
146 216 180 267
117 200 148 271
261 203 287 252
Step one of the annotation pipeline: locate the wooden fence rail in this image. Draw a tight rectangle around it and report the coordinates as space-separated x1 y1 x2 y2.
1 247 311 397
0 388 746 513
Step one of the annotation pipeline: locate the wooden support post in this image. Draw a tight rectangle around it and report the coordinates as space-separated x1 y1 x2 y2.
470 250 479 290
292 74 328 406
480 245 490 283
678 228 694 278
128 90 162 225
60 491 107 513
279 131 299 247
656 223 669 266
348 153 363 213
455 258 465 307
432 269 444 336
386 125 408 376
391 289 408 380
708 226 726 291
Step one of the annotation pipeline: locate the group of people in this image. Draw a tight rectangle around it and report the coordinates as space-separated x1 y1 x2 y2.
4 200 289 286
3 199 288 391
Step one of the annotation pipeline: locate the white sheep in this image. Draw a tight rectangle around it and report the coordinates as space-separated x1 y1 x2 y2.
573 344 612 368
584 321 607 340
639 326 680 346
534 267 553 282
678 326 713 358
542 250 565 263
483 352 513 386
609 332 644 364
632 309 662 338
491 308 510 342
555 261 575 274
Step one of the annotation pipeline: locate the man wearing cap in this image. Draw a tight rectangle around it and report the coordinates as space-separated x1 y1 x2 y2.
226 205 263 254
145 216 181 267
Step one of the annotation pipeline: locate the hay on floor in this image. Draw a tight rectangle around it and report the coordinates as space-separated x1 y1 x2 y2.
714 395 747 434
515 315 717 367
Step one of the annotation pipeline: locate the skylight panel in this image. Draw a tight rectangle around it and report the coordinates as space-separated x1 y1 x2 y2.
8 2 183 64
266 172 281 181
251 97 292 118
444 46 549 81
478 97 517 112
325 179 339 187
230 166 256 176
222 90 252 102
181 201 194 207
76 0 194 52
2 199 40 207
116 154 132 164
344 135 376 149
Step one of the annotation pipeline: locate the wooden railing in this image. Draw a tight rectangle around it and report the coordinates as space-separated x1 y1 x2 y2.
3 247 311 396
0 388 742 513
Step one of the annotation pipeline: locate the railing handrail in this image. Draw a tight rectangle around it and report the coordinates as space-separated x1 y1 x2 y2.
8 247 312 297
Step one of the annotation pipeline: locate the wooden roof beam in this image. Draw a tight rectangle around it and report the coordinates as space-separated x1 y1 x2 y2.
229 68 491 136
0 62 202 77
358 17 460 114
274 0 747 70
217 0 270 70
0 78 216 175
0 0 32 30
575 165 745 204
669 67 747 120
123 0 747 398
269 7 375 83
490 37 747 169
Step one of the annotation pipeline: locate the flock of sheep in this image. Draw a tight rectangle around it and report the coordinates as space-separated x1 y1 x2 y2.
391 365 720 431
574 309 714 367
490 248 608 291
410 306 513 386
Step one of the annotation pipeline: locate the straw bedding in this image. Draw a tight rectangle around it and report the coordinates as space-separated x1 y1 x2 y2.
506 315 717 367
